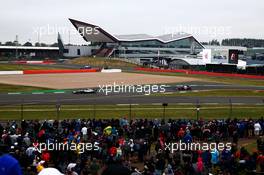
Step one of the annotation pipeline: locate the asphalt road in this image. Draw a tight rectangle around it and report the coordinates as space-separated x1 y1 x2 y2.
165 83 264 91
0 91 263 106
0 83 263 105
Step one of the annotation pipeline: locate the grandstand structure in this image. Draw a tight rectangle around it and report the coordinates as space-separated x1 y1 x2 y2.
68 18 263 72
69 19 204 62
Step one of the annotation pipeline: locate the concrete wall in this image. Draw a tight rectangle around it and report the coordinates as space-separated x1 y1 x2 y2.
63 45 92 58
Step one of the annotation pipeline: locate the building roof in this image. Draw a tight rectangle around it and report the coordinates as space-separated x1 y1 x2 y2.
69 18 119 43
155 33 193 43
0 46 59 50
114 34 153 41
69 18 197 44
115 33 193 43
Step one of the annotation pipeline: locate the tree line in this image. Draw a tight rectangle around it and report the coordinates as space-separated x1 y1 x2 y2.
221 38 264 47
0 41 58 47
202 39 264 47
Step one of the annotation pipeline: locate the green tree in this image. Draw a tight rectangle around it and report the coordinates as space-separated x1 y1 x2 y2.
221 38 264 47
209 39 220 46
40 43 47 47
5 41 16 46
35 42 40 47
23 42 33 46
50 43 58 47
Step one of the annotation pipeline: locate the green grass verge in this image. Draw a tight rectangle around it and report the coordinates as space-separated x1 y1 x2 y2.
0 83 51 93
154 90 264 97
0 63 69 70
0 104 263 120
66 57 138 68
128 70 264 86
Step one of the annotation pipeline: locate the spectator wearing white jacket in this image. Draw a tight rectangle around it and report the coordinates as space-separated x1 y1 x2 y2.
254 122 262 136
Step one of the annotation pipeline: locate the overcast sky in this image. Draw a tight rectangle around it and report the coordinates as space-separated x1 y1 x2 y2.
0 0 263 45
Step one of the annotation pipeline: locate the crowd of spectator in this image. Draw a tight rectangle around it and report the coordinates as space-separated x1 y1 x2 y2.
0 117 264 175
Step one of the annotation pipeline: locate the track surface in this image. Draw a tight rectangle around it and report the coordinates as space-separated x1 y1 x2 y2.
0 83 263 105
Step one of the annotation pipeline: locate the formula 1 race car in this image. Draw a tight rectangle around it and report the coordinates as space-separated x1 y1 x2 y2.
72 88 97 94
177 85 192 91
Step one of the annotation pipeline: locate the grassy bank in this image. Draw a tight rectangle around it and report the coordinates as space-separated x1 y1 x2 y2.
0 104 263 120
0 83 51 93
0 63 71 71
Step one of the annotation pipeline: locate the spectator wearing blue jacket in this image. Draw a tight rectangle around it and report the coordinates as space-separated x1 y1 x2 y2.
0 154 22 175
183 133 192 143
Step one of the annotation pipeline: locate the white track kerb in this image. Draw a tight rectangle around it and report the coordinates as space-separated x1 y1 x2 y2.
0 69 122 75
101 69 122 73
0 71 23 75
